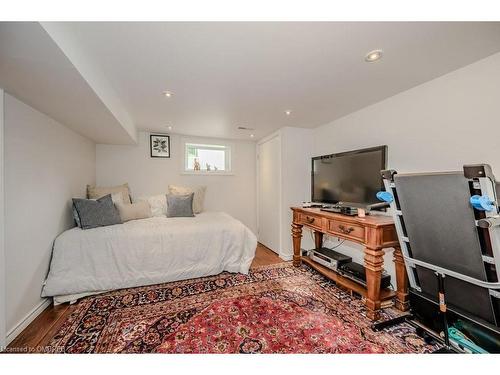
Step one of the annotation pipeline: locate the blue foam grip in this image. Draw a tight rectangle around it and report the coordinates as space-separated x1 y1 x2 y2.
470 195 495 212
376 191 394 203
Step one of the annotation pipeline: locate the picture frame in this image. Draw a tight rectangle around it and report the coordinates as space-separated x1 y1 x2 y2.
150 134 171 158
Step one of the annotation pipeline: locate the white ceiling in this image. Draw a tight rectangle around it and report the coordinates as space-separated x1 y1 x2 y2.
3 22 500 143
0 22 136 144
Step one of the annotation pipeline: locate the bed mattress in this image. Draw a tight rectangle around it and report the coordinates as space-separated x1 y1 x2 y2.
41 212 257 302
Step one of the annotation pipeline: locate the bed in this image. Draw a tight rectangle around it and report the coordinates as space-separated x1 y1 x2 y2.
41 212 257 304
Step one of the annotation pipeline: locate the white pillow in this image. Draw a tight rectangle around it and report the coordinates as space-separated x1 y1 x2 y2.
110 192 123 205
134 194 167 217
168 185 206 214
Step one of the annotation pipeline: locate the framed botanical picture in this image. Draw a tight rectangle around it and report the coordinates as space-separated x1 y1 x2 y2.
150 134 171 158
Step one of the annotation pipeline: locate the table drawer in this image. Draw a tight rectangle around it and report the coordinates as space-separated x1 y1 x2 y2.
298 213 323 229
328 220 365 241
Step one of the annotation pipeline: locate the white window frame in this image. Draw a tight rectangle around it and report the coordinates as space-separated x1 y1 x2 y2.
181 138 234 175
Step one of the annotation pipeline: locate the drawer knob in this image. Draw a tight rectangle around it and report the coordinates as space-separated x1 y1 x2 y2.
338 224 354 234
306 216 315 224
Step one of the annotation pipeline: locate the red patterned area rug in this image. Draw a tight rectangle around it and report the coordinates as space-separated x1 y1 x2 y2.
47 263 437 353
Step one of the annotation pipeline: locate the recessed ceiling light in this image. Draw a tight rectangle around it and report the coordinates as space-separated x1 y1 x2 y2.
365 49 383 63
250 134 255 138
285 110 292 116
167 125 173 131
162 90 174 98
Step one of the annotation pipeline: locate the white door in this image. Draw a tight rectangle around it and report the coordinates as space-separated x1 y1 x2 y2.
258 135 281 253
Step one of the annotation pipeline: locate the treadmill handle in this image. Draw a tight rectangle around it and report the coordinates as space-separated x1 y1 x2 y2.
477 216 500 229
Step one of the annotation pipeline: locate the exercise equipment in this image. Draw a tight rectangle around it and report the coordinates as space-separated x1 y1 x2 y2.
470 195 496 212
372 164 500 353
376 191 394 203
448 326 488 354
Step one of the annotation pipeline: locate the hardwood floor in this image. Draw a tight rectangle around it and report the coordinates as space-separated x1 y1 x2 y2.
6 243 282 352
250 243 282 268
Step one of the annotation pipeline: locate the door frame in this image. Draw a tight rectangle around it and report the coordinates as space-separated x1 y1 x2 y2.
256 130 282 255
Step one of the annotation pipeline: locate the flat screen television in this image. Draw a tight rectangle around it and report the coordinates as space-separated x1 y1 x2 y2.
311 145 387 206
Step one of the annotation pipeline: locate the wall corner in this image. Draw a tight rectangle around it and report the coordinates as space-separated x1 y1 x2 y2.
0 88 6 350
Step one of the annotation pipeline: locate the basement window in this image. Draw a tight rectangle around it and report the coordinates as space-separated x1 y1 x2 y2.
183 142 232 174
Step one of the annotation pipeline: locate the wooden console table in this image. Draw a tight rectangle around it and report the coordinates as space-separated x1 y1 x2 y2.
291 207 409 321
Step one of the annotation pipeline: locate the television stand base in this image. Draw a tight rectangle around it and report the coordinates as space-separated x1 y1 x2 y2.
291 207 408 320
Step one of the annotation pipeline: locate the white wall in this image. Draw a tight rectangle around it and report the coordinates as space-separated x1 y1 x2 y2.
4 94 96 340
279 127 314 258
41 22 138 144
96 132 257 233
312 52 500 280
256 127 314 260
314 52 500 173
0 88 5 349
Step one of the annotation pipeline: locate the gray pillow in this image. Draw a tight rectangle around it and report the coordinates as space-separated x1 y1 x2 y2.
72 204 82 228
72 194 122 230
166 193 195 218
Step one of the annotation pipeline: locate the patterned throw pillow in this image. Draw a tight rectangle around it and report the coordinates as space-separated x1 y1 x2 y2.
72 194 122 230
72 193 123 227
168 185 206 214
72 204 82 228
134 194 167 217
166 193 195 218
87 183 132 204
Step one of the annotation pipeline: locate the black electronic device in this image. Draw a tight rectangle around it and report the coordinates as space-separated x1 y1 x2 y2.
338 261 391 289
311 145 387 207
309 247 352 271
302 202 323 208
320 205 358 216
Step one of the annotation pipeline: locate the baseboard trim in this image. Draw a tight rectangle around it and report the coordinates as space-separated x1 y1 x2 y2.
6 298 51 345
279 253 293 261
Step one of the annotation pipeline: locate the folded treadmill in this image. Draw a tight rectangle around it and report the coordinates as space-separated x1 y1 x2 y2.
379 164 500 352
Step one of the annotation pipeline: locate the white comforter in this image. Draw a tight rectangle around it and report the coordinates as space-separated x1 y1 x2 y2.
42 212 257 301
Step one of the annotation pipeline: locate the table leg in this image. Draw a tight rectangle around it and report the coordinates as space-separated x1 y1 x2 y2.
292 223 303 267
314 231 323 249
364 247 384 321
393 246 410 311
